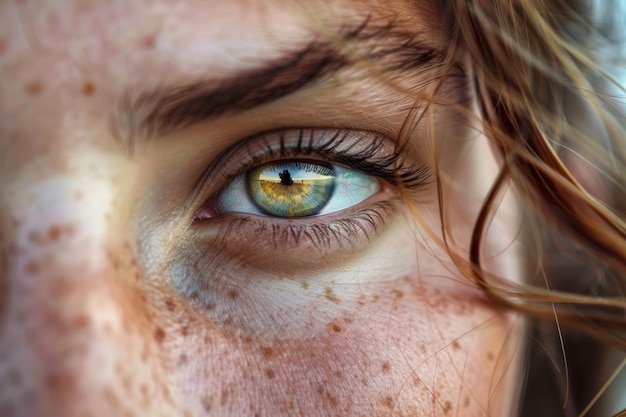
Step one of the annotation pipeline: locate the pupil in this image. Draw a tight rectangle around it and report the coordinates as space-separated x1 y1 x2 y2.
247 160 336 217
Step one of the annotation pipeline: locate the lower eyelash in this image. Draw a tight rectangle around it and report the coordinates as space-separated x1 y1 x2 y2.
212 201 396 251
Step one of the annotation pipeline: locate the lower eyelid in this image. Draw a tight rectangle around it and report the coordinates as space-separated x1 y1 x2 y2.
193 199 396 255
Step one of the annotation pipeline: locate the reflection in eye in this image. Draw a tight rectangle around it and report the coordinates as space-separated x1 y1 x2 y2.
217 159 380 217
192 129 431 228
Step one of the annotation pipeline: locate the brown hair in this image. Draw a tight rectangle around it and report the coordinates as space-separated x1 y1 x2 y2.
435 0 626 415
436 0 626 344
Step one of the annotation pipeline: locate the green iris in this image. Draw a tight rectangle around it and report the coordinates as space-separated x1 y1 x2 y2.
247 160 336 217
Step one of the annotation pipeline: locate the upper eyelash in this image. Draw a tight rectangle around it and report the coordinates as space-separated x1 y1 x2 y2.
209 128 431 190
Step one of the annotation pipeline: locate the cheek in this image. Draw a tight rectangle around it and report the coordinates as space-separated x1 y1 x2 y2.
162 276 523 417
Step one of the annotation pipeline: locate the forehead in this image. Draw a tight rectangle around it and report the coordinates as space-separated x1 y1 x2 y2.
0 0 439 162
1 1 308 81
0 0 438 73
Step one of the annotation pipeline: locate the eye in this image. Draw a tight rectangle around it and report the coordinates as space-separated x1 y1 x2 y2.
215 159 380 218
190 128 430 246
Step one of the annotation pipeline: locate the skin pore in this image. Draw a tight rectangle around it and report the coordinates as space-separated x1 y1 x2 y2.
0 1 526 416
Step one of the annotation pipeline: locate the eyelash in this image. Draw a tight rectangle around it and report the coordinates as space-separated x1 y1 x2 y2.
196 128 430 193
211 201 396 250
192 128 430 245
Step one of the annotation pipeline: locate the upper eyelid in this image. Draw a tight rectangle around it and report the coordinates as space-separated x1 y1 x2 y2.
191 128 403 195
187 127 430 218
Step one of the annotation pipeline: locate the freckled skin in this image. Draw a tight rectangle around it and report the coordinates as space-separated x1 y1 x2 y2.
0 1 526 416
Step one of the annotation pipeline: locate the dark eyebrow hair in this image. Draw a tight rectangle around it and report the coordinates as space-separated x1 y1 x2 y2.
113 16 445 152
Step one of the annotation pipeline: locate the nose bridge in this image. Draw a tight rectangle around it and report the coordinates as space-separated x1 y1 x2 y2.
0 170 165 417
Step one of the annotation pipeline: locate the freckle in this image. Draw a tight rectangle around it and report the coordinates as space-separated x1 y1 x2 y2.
328 322 342 333
264 368 275 379
463 396 470 408
300 281 309 289
227 290 239 299
393 289 404 298
180 325 189 337
220 388 230 406
165 299 176 312
72 314 90 329
81 81 96 96
260 346 274 358
444 400 452 414
103 387 121 409
23 259 40 275
381 361 391 373
324 286 341 304
201 396 212 413
48 225 62 241
45 372 76 393
380 395 394 408
25 81 43 95
451 340 461 350
487 351 494 361
162 385 172 401
140 34 157 49
153 327 166 345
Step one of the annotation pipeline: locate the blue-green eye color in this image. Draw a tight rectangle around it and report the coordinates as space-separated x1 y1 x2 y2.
215 160 380 218
247 160 336 217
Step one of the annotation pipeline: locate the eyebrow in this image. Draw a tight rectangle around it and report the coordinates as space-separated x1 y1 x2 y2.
114 16 445 152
